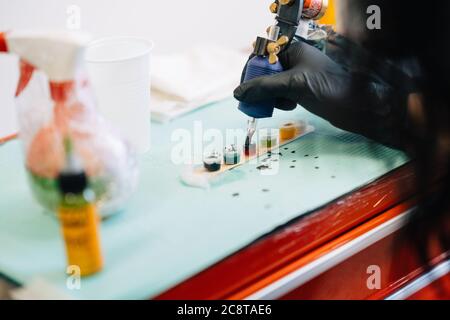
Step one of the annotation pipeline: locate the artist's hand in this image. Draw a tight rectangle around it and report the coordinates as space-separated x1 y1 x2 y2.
235 40 352 111
234 40 410 149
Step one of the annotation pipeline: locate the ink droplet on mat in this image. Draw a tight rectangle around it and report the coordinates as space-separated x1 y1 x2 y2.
262 189 270 193
257 164 270 171
232 193 240 197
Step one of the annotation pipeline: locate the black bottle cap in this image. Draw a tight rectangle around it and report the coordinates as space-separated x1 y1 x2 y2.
57 171 88 195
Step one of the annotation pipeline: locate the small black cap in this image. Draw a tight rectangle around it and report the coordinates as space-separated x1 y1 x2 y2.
57 171 88 194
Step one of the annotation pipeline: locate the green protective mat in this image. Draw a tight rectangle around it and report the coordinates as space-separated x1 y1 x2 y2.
0 98 409 299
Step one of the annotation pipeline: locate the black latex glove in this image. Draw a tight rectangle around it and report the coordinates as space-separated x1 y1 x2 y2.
234 38 412 150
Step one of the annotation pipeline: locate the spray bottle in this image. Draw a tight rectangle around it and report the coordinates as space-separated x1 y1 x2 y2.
0 30 138 218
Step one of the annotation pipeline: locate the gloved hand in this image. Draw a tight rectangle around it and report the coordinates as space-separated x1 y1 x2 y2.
235 40 351 111
234 38 412 149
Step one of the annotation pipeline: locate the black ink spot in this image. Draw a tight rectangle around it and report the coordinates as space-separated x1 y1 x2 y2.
232 193 240 197
257 164 270 171
290 166 296 169
315 166 320 170
304 154 309 157
331 176 336 179
315 156 319 159
291 151 296 154
262 189 270 193
284 147 289 150
292 160 297 163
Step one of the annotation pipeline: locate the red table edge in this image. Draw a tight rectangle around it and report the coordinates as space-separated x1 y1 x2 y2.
156 163 418 300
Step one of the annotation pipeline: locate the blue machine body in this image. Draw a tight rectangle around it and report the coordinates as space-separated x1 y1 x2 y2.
238 55 283 119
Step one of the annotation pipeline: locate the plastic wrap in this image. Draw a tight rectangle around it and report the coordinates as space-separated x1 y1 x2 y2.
15 62 138 217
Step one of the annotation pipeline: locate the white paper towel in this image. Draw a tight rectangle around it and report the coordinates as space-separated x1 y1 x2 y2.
150 45 248 123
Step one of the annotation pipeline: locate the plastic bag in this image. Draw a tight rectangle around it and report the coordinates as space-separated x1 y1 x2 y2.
16 62 139 218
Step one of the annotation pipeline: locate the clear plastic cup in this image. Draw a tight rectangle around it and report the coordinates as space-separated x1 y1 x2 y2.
86 36 153 154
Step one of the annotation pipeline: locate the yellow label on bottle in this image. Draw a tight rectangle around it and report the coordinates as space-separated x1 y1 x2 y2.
59 204 103 276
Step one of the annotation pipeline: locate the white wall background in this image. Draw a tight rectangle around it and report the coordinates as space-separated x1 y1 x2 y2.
0 0 274 136
0 0 273 53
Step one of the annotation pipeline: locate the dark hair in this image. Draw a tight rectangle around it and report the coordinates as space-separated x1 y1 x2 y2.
345 0 450 265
